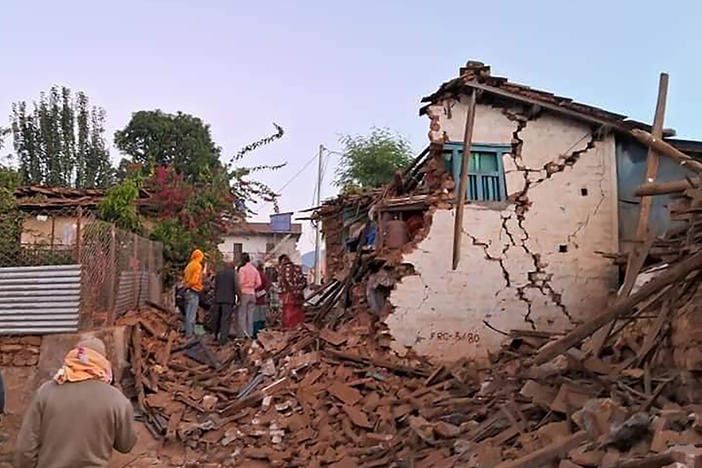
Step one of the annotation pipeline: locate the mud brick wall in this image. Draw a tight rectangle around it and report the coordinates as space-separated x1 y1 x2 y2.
388 101 619 362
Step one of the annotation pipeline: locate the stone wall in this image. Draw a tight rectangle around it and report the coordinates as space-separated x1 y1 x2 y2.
0 336 41 367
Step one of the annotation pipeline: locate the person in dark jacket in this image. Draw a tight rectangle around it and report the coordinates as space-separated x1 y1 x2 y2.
212 261 239 344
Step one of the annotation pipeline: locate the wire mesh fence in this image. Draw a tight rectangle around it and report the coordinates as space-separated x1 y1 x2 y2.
0 203 163 331
80 217 163 328
0 205 82 267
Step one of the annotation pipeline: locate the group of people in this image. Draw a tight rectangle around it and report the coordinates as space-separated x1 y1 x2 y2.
182 249 308 343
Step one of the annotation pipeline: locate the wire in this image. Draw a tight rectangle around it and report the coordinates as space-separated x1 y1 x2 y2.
259 146 342 211
321 153 330 180
276 152 319 193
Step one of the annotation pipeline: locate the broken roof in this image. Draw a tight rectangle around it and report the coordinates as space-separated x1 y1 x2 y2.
14 185 156 210
421 61 670 135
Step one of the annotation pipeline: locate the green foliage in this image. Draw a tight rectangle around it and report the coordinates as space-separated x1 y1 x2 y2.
0 127 10 150
334 127 413 191
97 177 143 233
114 112 285 284
0 166 21 191
149 218 195 284
0 166 22 263
146 164 234 283
10 86 113 188
114 110 221 183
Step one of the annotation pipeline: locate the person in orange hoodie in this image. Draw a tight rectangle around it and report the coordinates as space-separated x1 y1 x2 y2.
183 249 204 337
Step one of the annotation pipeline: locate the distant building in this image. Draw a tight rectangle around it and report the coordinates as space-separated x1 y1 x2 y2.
14 185 155 248
218 213 302 265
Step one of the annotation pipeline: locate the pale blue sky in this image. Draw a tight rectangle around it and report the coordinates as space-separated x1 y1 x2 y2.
2 0 701 251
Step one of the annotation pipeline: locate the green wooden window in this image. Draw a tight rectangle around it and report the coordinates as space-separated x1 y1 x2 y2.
442 143 509 201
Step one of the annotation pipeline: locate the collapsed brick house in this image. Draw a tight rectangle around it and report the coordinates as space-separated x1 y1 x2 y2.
314 61 702 363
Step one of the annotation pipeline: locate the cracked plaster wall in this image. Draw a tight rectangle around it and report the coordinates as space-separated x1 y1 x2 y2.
387 101 619 362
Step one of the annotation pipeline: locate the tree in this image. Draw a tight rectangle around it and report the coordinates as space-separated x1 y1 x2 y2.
97 176 143 233
114 110 222 183
110 112 285 283
334 127 413 191
0 127 10 150
10 86 113 188
0 164 22 265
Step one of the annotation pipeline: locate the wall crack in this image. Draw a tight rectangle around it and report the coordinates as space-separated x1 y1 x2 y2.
500 108 604 324
461 227 511 289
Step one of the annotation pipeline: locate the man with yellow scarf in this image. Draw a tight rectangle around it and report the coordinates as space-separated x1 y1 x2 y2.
15 337 136 468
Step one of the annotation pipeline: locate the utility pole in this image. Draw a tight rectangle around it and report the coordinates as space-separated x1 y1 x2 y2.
314 144 324 285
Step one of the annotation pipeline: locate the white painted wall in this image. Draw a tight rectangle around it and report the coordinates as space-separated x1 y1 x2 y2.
218 233 301 265
387 101 619 363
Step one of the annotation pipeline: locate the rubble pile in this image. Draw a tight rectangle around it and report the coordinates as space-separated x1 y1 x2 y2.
118 306 465 466
119 279 702 466
116 185 702 467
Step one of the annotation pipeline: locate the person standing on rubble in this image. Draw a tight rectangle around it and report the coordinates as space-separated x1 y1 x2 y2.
253 261 271 338
183 249 205 337
212 260 239 345
237 253 261 338
15 338 136 468
277 254 307 329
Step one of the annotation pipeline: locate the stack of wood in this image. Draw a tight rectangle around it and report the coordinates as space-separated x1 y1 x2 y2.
314 189 382 284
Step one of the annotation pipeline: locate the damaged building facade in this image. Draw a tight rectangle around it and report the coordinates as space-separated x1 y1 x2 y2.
315 61 701 363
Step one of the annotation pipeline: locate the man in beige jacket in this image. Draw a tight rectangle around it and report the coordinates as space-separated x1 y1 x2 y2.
15 337 136 468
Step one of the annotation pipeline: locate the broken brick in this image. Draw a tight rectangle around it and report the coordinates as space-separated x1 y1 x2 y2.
342 405 373 429
327 381 362 406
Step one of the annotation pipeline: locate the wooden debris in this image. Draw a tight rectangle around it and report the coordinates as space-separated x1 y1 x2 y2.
534 250 702 365
117 172 702 466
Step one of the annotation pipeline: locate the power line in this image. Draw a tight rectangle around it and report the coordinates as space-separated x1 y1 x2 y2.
260 146 342 211
276 152 319 193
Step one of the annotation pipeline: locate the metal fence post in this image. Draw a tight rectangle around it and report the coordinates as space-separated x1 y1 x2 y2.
75 206 82 262
50 216 55 253
75 206 85 327
133 233 139 310
107 223 116 325
148 239 154 302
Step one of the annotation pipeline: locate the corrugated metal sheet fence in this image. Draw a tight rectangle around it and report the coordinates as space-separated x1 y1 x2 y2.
0 264 81 334
0 205 163 334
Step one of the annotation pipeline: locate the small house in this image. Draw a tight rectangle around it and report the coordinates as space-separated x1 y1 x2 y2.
316 61 702 362
218 213 303 265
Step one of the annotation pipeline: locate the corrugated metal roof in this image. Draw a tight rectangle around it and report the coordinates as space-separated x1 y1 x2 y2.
0 264 81 334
